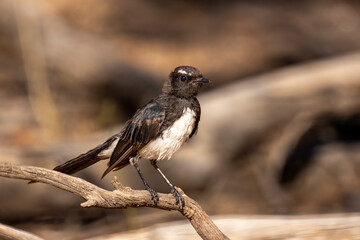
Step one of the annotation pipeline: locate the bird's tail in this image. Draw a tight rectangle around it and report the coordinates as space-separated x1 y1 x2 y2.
53 136 118 175
28 136 118 184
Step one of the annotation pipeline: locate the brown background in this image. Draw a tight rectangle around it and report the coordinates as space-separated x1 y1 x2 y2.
1 0 360 239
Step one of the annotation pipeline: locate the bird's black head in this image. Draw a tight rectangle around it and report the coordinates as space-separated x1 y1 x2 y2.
163 66 210 98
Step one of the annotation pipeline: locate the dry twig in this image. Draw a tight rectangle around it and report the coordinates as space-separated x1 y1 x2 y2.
0 222 44 240
0 163 229 240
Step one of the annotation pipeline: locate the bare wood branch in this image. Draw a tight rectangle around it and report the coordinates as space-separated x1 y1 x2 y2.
86 214 360 240
0 222 44 240
0 163 229 240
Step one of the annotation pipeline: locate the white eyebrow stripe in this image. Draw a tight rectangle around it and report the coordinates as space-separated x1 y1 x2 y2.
177 69 188 75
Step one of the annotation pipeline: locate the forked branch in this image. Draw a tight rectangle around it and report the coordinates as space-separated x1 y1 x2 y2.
0 163 229 240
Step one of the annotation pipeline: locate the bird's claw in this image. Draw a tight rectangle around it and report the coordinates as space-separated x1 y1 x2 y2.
171 187 185 211
145 186 159 205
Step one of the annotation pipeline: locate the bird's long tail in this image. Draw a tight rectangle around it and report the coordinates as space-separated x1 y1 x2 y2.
53 136 118 175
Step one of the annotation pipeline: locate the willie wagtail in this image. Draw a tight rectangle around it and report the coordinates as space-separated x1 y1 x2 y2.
53 66 209 211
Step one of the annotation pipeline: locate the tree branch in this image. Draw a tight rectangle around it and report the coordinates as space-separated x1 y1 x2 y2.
0 162 229 240
0 223 44 240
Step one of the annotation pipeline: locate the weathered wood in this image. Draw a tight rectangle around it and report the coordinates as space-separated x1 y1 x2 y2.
0 223 44 240
0 163 229 240
86 214 360 240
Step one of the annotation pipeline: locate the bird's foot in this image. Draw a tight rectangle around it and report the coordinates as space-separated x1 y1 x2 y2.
145 185 159 205
171 186 185 212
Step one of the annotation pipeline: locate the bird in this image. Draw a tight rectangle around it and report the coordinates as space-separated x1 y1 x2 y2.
52 66 209 211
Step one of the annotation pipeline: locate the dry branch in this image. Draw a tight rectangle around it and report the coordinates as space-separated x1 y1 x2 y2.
86 214 360 240
0 162 229 240
0 223 44 240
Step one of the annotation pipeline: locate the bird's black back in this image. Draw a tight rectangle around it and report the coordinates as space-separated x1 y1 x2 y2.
102 94 200 177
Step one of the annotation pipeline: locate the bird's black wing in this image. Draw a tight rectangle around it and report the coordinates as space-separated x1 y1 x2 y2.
102 101 165 177
189 98 201 138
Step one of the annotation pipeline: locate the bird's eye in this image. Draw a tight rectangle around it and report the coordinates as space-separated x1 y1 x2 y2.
180 75 187 81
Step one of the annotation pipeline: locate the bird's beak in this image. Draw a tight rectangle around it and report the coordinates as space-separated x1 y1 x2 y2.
194 77 210 83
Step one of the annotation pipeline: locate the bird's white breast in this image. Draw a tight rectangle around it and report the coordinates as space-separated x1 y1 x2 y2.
138 107 196 161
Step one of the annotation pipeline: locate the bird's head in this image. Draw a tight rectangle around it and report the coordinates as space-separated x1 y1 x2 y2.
163 66 210 98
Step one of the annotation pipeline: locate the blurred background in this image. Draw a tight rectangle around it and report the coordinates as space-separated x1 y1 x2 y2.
1 0 360 239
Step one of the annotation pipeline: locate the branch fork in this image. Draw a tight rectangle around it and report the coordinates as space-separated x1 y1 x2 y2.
0 163 228 240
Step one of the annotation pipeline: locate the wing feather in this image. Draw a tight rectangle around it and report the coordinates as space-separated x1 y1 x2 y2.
102 101 165 177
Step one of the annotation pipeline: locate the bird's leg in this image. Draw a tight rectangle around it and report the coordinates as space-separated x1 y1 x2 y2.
150 160 185 211
131 160 159 205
